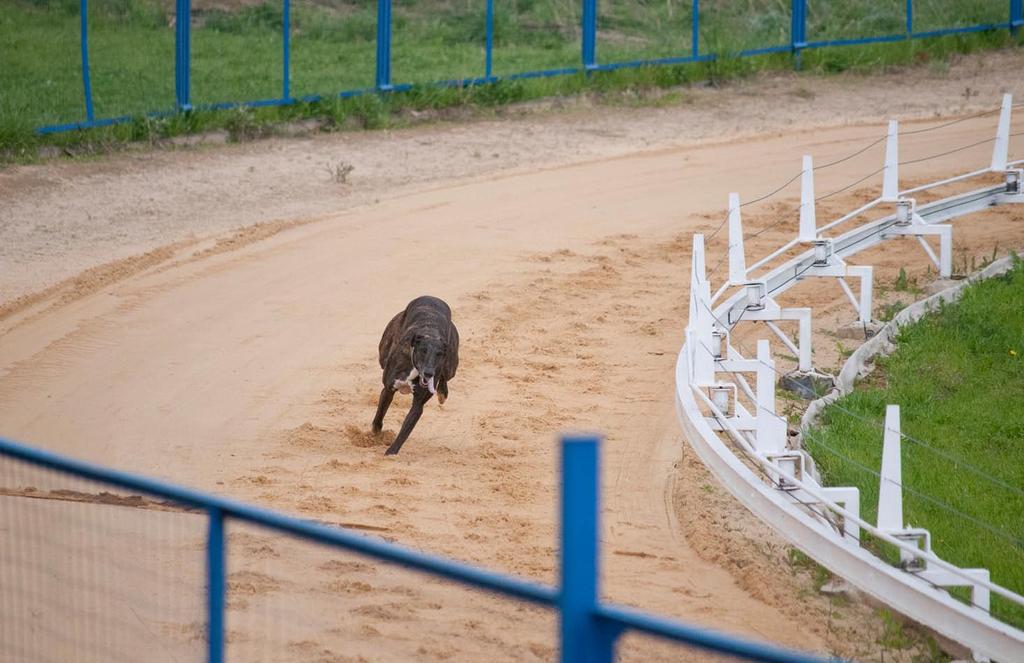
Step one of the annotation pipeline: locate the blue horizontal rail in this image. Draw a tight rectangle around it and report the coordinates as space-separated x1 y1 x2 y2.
0 434 835 662
33 0 1024 135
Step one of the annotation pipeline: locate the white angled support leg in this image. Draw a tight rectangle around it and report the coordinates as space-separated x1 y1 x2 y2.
756 307 812 372
803 254 874 324
845 265 873 324
888 222 953 278
821 486 861 543
916 567 993 662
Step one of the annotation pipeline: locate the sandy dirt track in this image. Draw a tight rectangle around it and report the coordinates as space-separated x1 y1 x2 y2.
1 53 1023 661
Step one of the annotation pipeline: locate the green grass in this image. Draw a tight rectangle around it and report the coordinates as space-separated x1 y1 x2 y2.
806 256 1024 627
1 0 1021 160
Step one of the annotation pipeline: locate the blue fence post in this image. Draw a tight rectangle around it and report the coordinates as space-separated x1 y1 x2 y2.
790 0 806 70
906 0 913 35
282 0 291 100
175 0 192 110
375 0 393 90
1012 0 1023 35
581 0 597 70
560 436 617 663
691 0 700 59
485 0 495 80
79 0 94 123
207 508 226 663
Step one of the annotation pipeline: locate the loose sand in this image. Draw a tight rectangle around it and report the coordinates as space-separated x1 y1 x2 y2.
1 50 1023 661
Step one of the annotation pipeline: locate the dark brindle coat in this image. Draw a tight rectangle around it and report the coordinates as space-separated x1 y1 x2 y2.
373 296 459 455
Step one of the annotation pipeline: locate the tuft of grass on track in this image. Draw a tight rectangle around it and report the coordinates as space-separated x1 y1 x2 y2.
0 0 1021 161
806 255 1024 627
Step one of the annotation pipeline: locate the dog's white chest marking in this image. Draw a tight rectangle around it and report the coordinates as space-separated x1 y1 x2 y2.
393 368 418 394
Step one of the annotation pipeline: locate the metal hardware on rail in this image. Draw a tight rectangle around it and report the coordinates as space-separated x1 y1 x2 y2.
678 107 1024 657
895 199 913 226
743 282 766 311
711 329 727 360
1007 168 1022 193
811 240 832 266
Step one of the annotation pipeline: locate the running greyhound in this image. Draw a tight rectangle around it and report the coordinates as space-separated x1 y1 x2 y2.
373 296 460 455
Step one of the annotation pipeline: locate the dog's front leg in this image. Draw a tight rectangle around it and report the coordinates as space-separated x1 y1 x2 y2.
385 388 433 455
372 386 396 434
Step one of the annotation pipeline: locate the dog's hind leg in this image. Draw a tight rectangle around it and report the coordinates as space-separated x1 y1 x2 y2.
372 386 396 434
385 389 433 455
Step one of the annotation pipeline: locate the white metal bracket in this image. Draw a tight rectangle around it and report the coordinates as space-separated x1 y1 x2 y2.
998 168 1024 204
740 301 813 372
883 199 953 278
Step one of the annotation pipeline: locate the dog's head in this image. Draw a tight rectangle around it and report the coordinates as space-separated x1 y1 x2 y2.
411 332 447 394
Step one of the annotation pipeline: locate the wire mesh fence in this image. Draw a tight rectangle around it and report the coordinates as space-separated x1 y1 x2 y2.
3 0 1021 134
0 454 206 663
0 434 830 662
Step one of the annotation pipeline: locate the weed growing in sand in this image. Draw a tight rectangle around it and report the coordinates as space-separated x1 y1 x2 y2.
325 160 355 184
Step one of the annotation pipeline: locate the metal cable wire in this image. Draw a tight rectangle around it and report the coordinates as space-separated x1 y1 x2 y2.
816 135 887 170
702 350 1007 615
696 336 1024 552
697 160 1024 498
811 401 1024 499
760 466 998 616
711 106 1009 239
815 167 885 202
900 130 1024 168
702 101 1021 264
711 316 1024 499
899 136 997 167
901 106 1003 136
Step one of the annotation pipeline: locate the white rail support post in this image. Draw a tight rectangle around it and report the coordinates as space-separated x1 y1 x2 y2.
676 93 1024 661
728 193 747 284
878 405 932 569
820 486 861 543
882 120 900 202
877 405 903 532
799 155 817 242
796 309 811 372
991 93 1012 172
755 339 787 452
690 234 716 386
843 265 874 324
793 154 875 323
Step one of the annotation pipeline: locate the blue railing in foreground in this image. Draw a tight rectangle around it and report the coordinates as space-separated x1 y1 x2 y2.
35 0 1024 135
0 434 835 662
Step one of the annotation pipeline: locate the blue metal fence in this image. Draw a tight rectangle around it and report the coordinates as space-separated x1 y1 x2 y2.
34 0 1024 135
0 433 834 662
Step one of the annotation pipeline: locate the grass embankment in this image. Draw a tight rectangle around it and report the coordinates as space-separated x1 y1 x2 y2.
806 256 1024 627
0 0 1019 160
